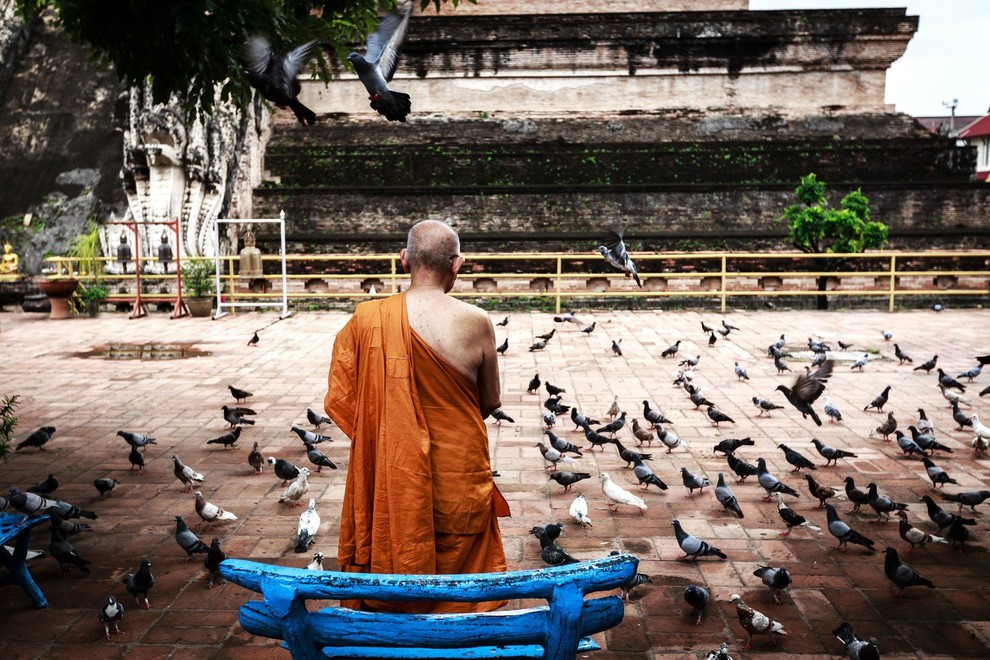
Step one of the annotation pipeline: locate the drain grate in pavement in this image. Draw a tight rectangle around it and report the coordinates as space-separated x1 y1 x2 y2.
73 342 210 360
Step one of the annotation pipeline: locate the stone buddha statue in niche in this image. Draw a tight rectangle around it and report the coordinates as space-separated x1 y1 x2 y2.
0 243 19 274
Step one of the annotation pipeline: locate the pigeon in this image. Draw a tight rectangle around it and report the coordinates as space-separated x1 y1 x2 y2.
545 429 582 457
952 401 973 430
609 551 653 603
894 344 913 364
49 522 91 573
194 491 238 528
922 457 958 489
671 519 726 560
689 389 713 409
680 466 709 495
307 552 325 571
896 510 947 550
810 438 856 466
725 451 759 482
734 362 749 380
822 396 843 422
205 537 227 588
863 386 891 413
553 311 582 325
175 515 210 559
128 445 145 473
243 36 317 125
545 381 566 396
99 595 125 640
754 565 792 604
606 395 621 420
544 395 570 415
28 473 59 495
597 228 642 287
43 497 98 521
660 340 681 358
655 424 687 453
958 364 983 382
684 585 710 625
228 385 253 402
866 483 908 522
775 492 821 535
611 339 623 356
833 622 880 660
248 442 265 473
642 400 671 426
873 412 897 441
117 430 157 450
714 472 743 518
536 329 556 342
172 455 205 492
937 368 966 392
850 354 870 371
569 494 592 527
837 340 853 350
971 414 990 446
908 425 953 454
706 405 734 427
825 503 876 552
549 470 591 491
491 408 514 424
496 338 508 355
915 407 935 433
529 523 564 547
757 458 800 500
247 331 260 347
581 322 596 334
752 396 785 417
537 442 575 471
580 421 613 452
280 467 311 506
773 355 792 374
543 412 557 429
93 478 120 499
631 457 667 491
778 443 817 471
945 516 973 551
123 559 154 609
631 418 656 446
803 474 838 508
941 490 990 512
6 487 55 516
729 594 786 649
207 427 242 450
295 498 321 553
496 316 508 327
776 360 832 425
222 405 256 428
539 541 580 567
679 354 701 368
714 437 754 455
347 2 414 122
596 412 627 437
527 374 541 394
269 456 301 486
843 477 870 514
48 512 92 537
708 332 718 346
913 354 938 374
306 408 333 429
894 430 927 458
883 546 934 595
612 439 652 468
881 330 893 341
600 472 647 511
291 426 332 445
704 642 733 660
722 320 740 333
16 426 55 451
304 442 337 472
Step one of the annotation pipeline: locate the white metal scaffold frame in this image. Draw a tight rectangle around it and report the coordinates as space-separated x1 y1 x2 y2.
213 210 291 320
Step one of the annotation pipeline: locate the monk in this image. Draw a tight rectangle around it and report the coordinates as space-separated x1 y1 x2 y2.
324 220 507 613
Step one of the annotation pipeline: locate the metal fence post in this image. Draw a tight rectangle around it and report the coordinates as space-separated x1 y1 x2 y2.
889 254 897 313
555 257 562 314
720 255 727 313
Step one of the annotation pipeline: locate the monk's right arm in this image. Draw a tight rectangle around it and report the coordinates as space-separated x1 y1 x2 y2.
475 314 501 419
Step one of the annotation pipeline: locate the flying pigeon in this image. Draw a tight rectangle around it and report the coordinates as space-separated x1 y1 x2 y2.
174 515 210 559
596 228 642 287
123 558 154 609
243 36 317 125
775 360 832 425
16 426 55 451
599 472 647 511
222 405 255 428
775 492 820 536
730 594 786 649
833 622 880 660
205 537 227 589
569 494 592 527
810 438 856 466
93 478 120 499
883 546 934 596
714 472 743 518
99 595 125 640
117 430 157 450
803 474 838 508
304 442 337 472
207 427 242 450
896 510 947 550
684 585 710 625
825 503 876 552
295 498 321 553
194 491 238 528
172 455 205 492
248 442 265 473
269 456 301 486
347 1 413 121
671 519 726 560
549 470 591 491
754 565 792 604
280 467 311 506
228 385 253 402
757 458 800 500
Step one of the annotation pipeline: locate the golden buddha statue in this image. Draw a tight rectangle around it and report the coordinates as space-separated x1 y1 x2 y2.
238 229 263 277
0 243 19 274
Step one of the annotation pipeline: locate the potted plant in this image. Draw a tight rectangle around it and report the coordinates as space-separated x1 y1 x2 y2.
76 281 109 317
182 259 215 317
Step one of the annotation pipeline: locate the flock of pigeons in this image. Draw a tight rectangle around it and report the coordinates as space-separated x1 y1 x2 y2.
4 387 340 640
496 313 990 658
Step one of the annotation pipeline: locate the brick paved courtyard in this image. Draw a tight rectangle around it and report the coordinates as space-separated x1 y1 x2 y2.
0 305 988 659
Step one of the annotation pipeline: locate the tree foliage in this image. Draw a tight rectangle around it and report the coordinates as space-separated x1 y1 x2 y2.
781 173 889 254
17 0 468 115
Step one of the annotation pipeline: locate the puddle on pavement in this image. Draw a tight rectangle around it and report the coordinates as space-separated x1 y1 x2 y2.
73 343 211 360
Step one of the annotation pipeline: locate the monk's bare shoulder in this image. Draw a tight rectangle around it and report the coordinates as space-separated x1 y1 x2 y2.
450 298 494 331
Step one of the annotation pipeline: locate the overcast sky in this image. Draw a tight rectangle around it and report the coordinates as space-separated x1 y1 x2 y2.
749 0 989 118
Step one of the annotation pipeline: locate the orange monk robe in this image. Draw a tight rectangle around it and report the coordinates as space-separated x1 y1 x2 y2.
324 292 507 613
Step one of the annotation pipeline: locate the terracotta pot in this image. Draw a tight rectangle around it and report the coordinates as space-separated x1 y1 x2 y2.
38 279 79 320
186 297 214 318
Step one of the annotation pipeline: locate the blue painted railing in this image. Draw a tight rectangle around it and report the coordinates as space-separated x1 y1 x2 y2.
220 553 638 660
0 512 50 608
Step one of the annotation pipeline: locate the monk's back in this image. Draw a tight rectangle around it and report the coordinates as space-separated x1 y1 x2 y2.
405 290 484 383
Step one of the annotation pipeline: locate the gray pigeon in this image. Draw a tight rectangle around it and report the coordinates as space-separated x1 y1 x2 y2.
833 622 880 660
7 487 55 516
306 408 333 429
15 426 55 451
922 457 958 489
631 457 667 491
304 442 337 472
597 228 642 287
680 467 709 496
825 504 876 553
753 565 792 604
27 474 58 495
778 443 817 471
756 458 800 500
49 522 91 574
123 558 154 609
99 595 125 640
172 455 205 492
128 445 145 473
243 36 317 125
883 546 934 595
671 519 726 560
117 430 157 450
174 515 209 560
292 426 332 445
714 472 743 518
684 584 710 625
93 478 120 499
203 538 228 590
810 438 856 466
347 2 413 122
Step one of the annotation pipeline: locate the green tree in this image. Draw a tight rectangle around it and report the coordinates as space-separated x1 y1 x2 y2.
780 173 889 309
17 0 468 115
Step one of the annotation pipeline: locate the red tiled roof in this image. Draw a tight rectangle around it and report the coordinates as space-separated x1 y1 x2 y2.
958 114 990 138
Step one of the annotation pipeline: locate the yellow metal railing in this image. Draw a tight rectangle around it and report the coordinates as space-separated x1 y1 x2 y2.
45 251 990 314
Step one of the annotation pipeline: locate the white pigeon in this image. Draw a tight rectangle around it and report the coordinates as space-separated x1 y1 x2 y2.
295 498 321 552
279 467 310 506
307 551 325 571
569 494 592 527
972 414 990 454
600 472 647 511
193 491 237 528
939 385 970 407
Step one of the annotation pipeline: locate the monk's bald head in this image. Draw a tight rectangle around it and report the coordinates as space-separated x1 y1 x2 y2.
404 221 461 274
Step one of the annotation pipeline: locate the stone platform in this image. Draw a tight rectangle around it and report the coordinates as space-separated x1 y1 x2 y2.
0 305 988 659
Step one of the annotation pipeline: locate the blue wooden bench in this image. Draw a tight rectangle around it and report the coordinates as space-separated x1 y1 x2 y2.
0 512 50 608
220 553 638 660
